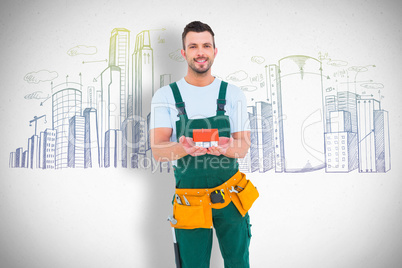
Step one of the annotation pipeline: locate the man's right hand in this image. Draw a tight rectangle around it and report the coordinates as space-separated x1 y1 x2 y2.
179 136 208 157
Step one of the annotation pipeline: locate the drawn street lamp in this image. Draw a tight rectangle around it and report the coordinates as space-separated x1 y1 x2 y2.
29 115 47 136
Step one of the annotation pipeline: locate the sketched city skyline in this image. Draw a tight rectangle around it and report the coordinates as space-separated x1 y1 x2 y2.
9 28 391 174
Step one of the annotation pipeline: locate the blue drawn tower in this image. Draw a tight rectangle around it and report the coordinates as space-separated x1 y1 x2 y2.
83 108 100 168
52 87 82 169
39 129 56 169
276 56 325 172
357 99 390 172
241 102 274 173
269 64 285 172
99 66 122 167
68 115 85 168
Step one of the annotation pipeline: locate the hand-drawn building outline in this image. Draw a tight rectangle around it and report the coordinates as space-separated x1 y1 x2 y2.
9 28 391 174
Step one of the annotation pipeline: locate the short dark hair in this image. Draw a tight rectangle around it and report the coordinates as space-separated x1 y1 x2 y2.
182 21 215 49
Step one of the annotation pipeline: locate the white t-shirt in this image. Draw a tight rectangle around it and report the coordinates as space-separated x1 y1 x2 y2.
150 77 250 143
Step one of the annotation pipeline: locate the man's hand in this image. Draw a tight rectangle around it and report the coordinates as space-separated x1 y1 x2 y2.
179 136 208 157
206 137 233 156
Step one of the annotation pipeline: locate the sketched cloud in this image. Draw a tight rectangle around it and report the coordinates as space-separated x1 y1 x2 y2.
327 60 348 67
67 45 97 56
226 70 248 82
24 91 49 100
169 49 185 62
240 85 258 92
24 70 58 84
251 56 265 64
360 83 384 89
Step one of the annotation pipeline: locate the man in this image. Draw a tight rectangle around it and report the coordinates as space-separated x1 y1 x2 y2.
150 21 253 268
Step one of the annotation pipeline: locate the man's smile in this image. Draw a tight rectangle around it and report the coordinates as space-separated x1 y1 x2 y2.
195 58 207 63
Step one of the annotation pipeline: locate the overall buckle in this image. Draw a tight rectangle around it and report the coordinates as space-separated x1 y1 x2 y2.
175 102 186 117
217 99 226 112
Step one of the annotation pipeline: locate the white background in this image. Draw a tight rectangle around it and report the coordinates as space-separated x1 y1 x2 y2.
0 0 401 267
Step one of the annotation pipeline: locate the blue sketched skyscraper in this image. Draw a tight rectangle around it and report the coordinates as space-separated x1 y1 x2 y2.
83 108 100 168
242 106 258 173
121 117 134 168
239 102 274 173
99 66 121 167
325 95 337 132
15 147 23 168
68 115 85 168
27 135 39 169
269 64 285 173
9 152 16 168
324 111 358 172
337 91 358 133
104 129 122 168
277 56 325 172
357 99 390 173
373 110 391 172
254 101 274 172
39 129 56 169
52 87 82 169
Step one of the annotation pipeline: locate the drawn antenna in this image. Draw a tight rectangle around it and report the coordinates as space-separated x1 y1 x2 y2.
52 82 83 91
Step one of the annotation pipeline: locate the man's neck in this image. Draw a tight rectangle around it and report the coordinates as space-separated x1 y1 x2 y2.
184 71 215 87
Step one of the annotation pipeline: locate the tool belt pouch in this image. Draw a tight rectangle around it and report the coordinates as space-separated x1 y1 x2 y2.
237 180 259 212
172 195 212 229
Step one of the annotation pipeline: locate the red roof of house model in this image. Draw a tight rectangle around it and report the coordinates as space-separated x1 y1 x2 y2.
193 129 219 142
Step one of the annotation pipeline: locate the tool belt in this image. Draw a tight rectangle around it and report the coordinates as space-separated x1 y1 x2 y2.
171 171 259 229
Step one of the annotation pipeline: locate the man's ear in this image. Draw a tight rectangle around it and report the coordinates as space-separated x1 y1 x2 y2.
214 47 218 57
181 49 186 59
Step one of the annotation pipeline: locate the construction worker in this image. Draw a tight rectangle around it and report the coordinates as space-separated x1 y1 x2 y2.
150 21 255 268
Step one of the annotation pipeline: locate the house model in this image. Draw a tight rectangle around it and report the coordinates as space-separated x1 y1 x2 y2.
193 129 219 148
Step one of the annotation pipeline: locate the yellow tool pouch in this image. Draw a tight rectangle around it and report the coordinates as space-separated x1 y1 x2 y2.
173 194 212 229
171 171 259 229
236 180 259 212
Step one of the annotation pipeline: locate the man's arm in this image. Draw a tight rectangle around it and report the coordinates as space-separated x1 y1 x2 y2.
150 128 208 162
224 130 251 158
207 131 251 158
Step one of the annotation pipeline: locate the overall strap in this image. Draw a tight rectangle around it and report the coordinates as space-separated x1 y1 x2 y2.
169 82 188 120
217 81 228 116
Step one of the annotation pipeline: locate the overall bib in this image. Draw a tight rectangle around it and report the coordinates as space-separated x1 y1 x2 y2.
170 81 252 268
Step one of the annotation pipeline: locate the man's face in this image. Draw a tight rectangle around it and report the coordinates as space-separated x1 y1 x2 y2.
181 31 217 74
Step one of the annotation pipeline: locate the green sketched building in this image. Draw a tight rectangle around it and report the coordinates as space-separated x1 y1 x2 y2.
133 30 154 118
109 28 130 120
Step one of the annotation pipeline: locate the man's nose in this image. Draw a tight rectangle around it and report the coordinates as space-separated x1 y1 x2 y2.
196 48 205 57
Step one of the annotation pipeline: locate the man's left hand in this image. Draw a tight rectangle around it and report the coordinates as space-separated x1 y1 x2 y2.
206 137 233 156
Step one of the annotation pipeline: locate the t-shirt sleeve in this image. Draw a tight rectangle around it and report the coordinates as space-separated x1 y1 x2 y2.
150 88 173 130
229 85 251 133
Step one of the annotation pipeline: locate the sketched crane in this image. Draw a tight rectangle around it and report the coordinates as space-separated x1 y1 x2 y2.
29 115 47 136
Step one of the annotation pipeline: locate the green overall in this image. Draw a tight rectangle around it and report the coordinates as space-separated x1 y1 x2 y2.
170 81 252 268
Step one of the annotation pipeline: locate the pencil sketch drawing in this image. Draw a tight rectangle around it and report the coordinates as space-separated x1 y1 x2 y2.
9 28 391 174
